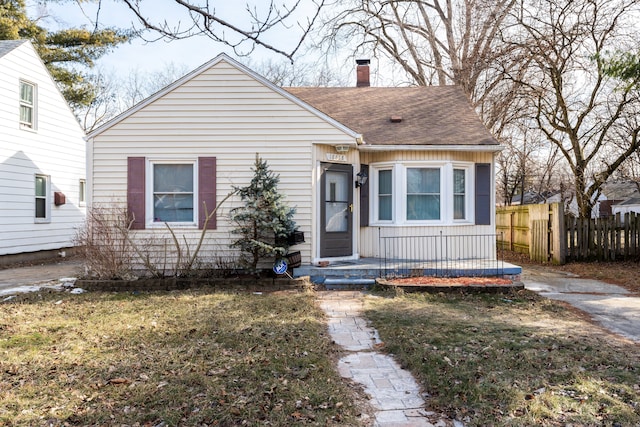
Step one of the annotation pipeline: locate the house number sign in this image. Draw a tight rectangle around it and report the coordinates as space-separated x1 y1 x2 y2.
325 153 347 162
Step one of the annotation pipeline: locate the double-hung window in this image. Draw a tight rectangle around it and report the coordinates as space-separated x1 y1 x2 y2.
406 167 441 221
20 80 36 129
35 174 49 222
79 179 86 206
377 169 393 221
453 168 466 220
151 162 195 224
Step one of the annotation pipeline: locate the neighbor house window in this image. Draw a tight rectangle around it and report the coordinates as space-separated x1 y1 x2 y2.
453 169 466 220
79 179 86 206
151 163 195 223
378 169 393 221
406 167 440 221
35 174 49 222
20 80 36 129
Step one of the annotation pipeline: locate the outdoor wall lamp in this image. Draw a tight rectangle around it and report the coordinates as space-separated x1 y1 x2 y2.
334 145 350 153
355 170 368 188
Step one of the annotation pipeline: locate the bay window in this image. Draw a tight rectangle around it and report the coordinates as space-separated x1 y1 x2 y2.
371 162 475 225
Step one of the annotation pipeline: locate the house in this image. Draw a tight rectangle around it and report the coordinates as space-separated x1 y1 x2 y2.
0 40 86 263
612 197 640 219
85 54 502 272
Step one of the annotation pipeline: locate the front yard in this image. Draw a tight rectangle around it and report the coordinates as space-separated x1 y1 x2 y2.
0 290 366 426
2 259 640 426
365 289 640 426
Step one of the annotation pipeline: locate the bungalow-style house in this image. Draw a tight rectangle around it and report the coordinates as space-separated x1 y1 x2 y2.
86 54 502 273
0 40 86 263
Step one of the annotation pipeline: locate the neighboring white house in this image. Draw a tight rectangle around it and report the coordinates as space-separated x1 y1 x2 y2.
612 197 640 219
85 54 502 270
0 40 86 261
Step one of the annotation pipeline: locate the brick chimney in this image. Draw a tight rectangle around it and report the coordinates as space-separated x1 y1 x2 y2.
356 59 370 87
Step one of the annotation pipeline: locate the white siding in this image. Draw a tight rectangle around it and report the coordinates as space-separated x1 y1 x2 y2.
0 41 86 255
89 60 355 268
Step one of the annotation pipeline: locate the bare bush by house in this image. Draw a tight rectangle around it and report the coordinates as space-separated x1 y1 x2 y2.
74 205 136 280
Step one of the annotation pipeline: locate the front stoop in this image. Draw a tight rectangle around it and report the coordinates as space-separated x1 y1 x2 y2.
294 259 523 291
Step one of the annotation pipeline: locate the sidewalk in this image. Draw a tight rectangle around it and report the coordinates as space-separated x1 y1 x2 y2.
521 265 640 343
0 258 83 296
317 291 464 427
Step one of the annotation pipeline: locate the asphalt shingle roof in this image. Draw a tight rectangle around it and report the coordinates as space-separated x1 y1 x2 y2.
0 40 27 59
285 85 498 147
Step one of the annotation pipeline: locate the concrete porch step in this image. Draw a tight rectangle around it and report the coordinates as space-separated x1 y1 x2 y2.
319 277 377 290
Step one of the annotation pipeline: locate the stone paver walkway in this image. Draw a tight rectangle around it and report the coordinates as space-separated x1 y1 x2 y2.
317 291 463 427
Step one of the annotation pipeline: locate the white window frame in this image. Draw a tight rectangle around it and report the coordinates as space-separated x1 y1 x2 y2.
375 166 395 223
145 159 198 228
79 179 86 206
369 161 475 226
34 174 50 223
403 164 444 224
19 80 36 130
451 163 474 224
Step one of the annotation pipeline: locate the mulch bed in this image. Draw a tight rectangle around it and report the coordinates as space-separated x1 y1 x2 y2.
376 276 522 293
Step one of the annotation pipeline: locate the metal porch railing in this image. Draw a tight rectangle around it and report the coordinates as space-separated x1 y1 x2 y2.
379 231 504 278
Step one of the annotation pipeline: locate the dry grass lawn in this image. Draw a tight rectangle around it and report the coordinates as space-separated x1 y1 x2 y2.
0 290 368 426
365 289 640 426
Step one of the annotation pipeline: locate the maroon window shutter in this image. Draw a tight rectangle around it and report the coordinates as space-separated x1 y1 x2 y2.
127 157 146 230
198 157 217 230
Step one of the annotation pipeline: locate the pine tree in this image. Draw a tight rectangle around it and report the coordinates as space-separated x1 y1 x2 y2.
231 154 297 273
0 0 129 110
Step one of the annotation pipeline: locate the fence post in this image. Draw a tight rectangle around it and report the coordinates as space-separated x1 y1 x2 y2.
550 203 566 264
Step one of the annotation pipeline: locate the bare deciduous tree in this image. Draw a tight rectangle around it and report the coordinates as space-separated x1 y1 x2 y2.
319 1 521 121
120 0 326 62
78 62 191 131
247 58 348 86
509 0 640 218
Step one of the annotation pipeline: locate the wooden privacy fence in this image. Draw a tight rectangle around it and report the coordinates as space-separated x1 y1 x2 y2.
497 203 640 263
566 212 640 261
496 203 565 264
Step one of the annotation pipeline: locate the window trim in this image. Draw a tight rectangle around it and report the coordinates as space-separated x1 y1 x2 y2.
451 163 474 223
369 161 475 226
404 165 442 223
79 179 86 206
34 174 50 223
19 80 36 130
375 167 394 223
145 159 198 228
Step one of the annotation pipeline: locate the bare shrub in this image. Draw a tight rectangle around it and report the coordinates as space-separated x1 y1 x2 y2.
77 194 235 279
74 205 136 280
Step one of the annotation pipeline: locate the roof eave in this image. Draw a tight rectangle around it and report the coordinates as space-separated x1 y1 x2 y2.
358 144 503 153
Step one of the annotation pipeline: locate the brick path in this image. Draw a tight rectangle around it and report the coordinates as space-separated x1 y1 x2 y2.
317 291 463 427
